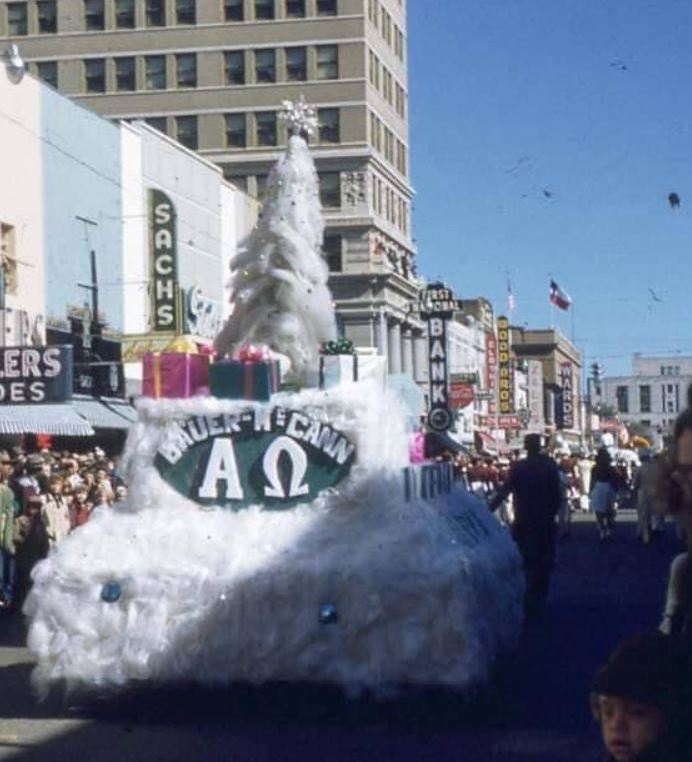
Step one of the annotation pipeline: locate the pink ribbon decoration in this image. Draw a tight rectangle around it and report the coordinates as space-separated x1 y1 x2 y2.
237 343 271 363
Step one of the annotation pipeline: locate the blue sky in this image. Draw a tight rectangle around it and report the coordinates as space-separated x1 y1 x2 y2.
408 0 692 375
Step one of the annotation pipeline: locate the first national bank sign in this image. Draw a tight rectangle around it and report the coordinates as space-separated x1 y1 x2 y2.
150 189 180 332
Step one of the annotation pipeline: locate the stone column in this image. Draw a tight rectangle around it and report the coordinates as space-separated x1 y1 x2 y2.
413 333 427 384
388 321 402 374
375 308 388 370
402 326 414 375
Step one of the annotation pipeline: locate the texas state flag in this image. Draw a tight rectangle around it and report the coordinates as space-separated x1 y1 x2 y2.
549 279 572 311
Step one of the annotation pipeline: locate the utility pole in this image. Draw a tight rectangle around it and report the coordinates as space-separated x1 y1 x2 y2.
76 215 101 337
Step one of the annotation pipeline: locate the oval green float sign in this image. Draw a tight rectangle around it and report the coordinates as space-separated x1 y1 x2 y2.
154 407 356 510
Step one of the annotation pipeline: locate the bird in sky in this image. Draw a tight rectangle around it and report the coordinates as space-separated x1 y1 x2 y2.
668 192 681 210
542 189 554 199
505 156 531 174
648 288 663 303
609 60 628 71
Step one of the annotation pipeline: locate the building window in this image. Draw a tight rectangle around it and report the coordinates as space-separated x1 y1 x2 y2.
37 1 57 33
176 53 197 88
146 0 165 27
616 385 628 414
176 0 196 24
84 0 105 30
146 116 167 134
255 174 268 199
285 47 306 81
316 0 337 15
319 172 341 208
224 51 245 85
256 112 277 146
145 55 166 89
285 0 305 17
36 61 58 88
323 235 342 272
318 108 340 143
255 49 276 83
115 57 136 91
255 0 274 20
224 0 244 21
639 385 651 414
115 0 135 28
225 113 247 147
316 45 338 79
7 3 28 36
175 116 198 149
84 59 106 92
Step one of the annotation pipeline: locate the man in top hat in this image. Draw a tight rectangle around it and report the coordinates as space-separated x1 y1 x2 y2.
489 433 563 617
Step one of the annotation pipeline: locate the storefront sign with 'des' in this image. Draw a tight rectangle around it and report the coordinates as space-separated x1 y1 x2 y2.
0 346 73 403
150 189 180 332
497 316 514 414
154 407 356 510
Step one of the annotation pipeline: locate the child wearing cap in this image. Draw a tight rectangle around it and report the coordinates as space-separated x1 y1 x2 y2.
591 632 691 761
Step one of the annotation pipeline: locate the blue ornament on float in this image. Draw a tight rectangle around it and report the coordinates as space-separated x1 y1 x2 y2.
100 581 122 603
319 603 339 625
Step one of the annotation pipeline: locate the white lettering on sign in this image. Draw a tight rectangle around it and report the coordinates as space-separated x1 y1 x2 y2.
154 229 173 250
430 361 446 382
155 203 172 225
154 254 174 276
198 438 244 500
186 286 223 341
429 318 444 337
431 385 447 404
263 436 309 498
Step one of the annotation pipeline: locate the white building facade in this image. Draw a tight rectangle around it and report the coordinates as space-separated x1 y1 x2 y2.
594 355 692 435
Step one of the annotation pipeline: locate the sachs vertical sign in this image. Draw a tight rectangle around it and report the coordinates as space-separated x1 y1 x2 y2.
150 189 180 332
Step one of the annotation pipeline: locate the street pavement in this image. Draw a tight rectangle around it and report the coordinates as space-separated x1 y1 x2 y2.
0 510 680 761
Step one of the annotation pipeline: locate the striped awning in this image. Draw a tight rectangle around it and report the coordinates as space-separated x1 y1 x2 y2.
103 398 137 424
0 404 95 436
72 397 133 430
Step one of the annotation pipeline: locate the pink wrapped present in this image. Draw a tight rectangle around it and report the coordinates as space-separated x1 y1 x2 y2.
142 352 210 399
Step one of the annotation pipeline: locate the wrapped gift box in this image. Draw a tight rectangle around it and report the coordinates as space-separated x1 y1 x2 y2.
142 352 210 399
318 354 358 389
318 354 386 390
209 359 280 402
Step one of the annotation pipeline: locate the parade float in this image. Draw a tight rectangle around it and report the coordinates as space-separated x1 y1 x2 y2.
24 100 523 697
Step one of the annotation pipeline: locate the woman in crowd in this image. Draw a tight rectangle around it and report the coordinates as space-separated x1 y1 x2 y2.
590 448 621 541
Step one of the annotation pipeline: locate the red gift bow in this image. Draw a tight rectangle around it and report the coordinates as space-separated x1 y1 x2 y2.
237 343 270 363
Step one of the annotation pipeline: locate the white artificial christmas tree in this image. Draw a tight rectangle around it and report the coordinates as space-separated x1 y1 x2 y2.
215 97 337 383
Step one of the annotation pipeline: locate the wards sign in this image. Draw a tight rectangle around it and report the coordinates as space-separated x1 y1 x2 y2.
154 407 356 510
150 189 180 332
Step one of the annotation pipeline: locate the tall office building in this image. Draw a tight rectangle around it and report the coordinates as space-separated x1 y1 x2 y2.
1 0 423 375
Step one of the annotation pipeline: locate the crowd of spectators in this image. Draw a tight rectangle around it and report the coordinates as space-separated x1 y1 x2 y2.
0 446 126 610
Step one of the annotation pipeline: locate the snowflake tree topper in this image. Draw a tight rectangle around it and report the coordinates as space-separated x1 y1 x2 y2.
279 95 319 137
